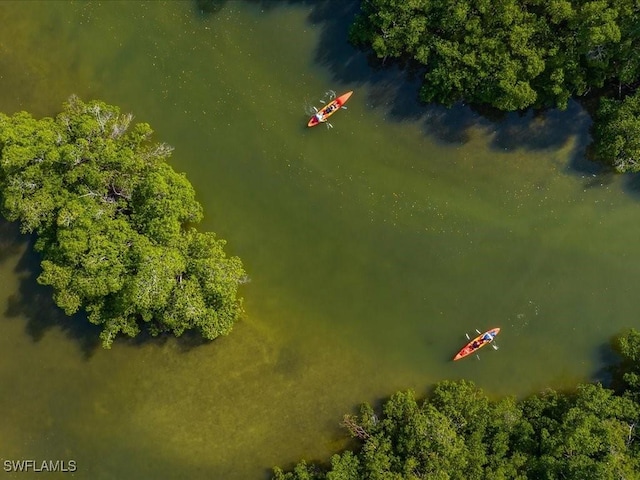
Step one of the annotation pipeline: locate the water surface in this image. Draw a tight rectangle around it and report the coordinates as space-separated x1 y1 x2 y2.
0 1 638 478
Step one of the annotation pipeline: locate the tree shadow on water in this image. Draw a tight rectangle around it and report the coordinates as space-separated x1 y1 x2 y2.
488 100 607 180
119 325 213 353
487 102 589 152
591 340 619 387
193 0 227 16
0 219 26 265
620 171 640 200
3 231 102 359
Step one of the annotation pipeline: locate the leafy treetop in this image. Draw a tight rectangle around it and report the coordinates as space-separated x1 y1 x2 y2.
0 96 245 347
350 0 640 111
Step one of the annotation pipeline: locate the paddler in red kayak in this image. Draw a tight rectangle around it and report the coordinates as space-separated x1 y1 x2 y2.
471 331 496 351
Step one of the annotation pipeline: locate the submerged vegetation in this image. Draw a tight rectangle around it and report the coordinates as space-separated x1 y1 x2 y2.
350 0 640 172
274 329 640 480
0 96 245 347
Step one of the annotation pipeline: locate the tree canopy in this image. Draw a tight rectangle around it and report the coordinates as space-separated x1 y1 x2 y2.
350 0 640 110
350 0 640 171
0 96 245 347
274 329 640 480
592 90 640 172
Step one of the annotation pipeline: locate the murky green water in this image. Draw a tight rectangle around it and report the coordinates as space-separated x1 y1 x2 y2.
1 1 639 478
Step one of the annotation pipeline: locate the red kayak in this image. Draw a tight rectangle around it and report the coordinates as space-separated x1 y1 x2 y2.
307 91 353 127
453 328 500 361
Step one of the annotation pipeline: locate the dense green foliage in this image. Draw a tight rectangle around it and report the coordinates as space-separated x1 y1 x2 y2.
350 0 640 110
274 329 640 480
350 0 640 171
0 96 245 347
593 90 640 172
613 329 640 401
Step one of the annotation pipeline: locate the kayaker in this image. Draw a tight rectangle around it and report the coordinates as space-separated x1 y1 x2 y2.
315 112 325 122
482 332 494 342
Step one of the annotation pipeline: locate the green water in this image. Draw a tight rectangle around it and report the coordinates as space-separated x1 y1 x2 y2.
1 1 639 478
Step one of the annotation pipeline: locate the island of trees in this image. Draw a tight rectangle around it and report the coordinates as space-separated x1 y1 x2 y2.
0 96 245 348
274 329 640 479
349 0 640 173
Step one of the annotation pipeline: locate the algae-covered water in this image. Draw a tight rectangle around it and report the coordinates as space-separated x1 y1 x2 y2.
0 1 639 478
